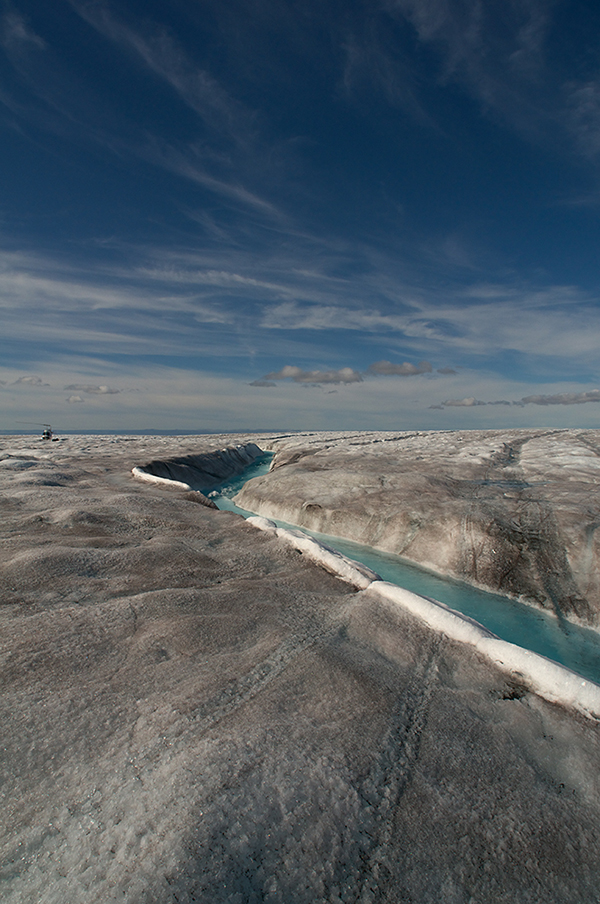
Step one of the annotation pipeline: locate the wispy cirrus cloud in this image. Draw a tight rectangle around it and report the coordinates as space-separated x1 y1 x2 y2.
69 0 256 146
140 139 283 218
402 285 600 361
1 2 285 221
0 248 233 316
136 264 292 296
1 9 45 52
337 0 553 146
65 0 292 220
353 0 600 183
4 242 600 384
563 79 600 160
259 283 600 374
263 301 413 332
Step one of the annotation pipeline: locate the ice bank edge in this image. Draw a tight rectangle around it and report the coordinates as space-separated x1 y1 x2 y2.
249 515 600 721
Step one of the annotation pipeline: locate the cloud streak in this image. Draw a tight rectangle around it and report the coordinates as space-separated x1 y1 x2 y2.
1 1 286 224
521 390 600 406
437 391 600 409
69 0 255 147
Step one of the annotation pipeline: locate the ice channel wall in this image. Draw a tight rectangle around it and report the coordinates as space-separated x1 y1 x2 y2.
132 442 263 492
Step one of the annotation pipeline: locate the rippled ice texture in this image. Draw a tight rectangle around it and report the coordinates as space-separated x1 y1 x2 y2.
2 432 600 904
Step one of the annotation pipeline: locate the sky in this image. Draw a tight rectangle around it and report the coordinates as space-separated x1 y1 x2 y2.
2 0 600 433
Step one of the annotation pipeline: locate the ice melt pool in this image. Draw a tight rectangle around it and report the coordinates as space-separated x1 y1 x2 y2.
206 453 600 686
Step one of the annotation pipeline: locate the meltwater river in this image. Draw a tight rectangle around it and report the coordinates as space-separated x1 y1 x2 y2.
208 453 600 686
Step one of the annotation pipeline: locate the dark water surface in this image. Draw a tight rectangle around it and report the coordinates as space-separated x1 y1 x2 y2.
208 454 600 686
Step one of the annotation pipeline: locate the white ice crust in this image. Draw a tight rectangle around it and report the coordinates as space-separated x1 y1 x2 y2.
247 516 378 590
247 516 600 719
131 466 192 490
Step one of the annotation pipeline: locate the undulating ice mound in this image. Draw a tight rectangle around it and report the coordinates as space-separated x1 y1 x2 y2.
2 433 600 903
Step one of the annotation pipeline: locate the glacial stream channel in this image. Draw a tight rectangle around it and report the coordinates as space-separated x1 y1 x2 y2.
207 453 600 687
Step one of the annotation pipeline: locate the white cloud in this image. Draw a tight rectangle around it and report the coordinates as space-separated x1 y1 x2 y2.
139 267 289 294
263 358 438 386
13 375 46 386
64 384 120 395
442 397 487 407
3 241 600 388
368 359 432 376
264 365 363 385
404 286 600 361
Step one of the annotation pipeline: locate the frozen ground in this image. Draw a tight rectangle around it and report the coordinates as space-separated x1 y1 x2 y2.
2 432 600 903
237 429 600 626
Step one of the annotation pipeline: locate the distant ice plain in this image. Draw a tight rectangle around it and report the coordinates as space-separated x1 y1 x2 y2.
2 430 600 903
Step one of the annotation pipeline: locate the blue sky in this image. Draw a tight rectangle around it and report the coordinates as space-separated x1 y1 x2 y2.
2 0 600 432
